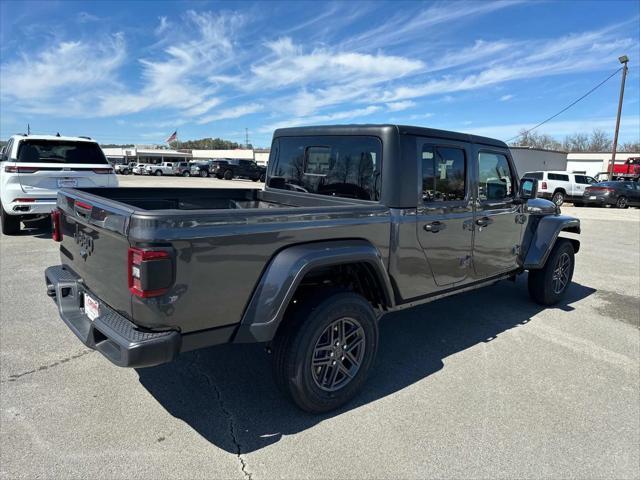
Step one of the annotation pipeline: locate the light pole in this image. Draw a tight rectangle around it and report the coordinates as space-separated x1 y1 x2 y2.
609 55 629 179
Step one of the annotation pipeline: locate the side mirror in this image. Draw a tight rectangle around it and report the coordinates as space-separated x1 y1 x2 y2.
519 177 538 200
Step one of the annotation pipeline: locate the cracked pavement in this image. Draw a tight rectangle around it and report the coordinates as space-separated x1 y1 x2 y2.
1 196 639 479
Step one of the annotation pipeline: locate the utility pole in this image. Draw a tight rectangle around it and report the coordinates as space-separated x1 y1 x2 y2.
609 55 629 180
27 123 30 135
245 128 250 148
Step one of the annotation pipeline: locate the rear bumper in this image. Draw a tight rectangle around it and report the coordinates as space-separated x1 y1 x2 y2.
538 192 554 200
580 195 613 206
4 198 56 216
44 265 181 368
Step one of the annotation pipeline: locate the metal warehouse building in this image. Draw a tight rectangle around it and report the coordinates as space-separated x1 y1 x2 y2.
509 147 568 177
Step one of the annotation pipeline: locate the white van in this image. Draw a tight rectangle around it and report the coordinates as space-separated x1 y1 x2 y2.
0 134 118 235
521 171 597 206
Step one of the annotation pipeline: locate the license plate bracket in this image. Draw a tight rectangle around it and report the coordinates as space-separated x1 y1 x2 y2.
58 178 78 188
83 293 100 322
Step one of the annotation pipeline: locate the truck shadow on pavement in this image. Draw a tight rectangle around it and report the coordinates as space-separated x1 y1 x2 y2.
136 277 595 454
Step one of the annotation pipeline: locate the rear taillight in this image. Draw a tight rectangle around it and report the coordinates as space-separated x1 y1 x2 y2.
93 168 113 174
4 166 39 173
541 181 547 190
51 210 62 242
128 248 173 298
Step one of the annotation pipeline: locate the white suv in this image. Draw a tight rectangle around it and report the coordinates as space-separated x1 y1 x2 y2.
0 134 118 235
521 171 597 206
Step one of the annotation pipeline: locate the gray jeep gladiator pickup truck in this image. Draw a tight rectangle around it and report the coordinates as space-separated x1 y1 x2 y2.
45 125 580 412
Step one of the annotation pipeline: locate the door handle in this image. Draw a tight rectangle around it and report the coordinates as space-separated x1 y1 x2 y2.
424 221 445 233
475 216 493 228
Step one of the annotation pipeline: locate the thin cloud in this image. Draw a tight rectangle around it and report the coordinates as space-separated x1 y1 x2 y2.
386 101 416 111
500 94 514 101
198 103 264 124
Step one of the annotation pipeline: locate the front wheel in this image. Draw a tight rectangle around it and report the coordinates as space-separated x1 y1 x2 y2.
616 196 628 209
182 170 190 177
1 205 20 235
223 170 233 180
528 239 575 305
199 170 208 178
272 291 378 413
259 173 266 182
155 170 162 176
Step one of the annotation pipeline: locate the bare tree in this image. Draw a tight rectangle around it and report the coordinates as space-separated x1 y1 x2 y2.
562 133 589 152
620 141 640 153
510 129 562 150
587 129 612 152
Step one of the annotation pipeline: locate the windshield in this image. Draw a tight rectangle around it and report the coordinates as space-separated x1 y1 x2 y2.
269 135 382 201
17 140 108 165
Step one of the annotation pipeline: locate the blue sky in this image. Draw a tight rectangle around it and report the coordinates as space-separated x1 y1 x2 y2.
1 0 639 147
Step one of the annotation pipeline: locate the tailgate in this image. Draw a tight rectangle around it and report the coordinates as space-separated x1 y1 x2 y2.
57 189 133 316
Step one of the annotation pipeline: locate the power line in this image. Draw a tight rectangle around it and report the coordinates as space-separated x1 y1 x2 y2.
506 67 623 143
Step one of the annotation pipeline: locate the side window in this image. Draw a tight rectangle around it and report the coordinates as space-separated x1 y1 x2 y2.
1 140 13 161
478 152 515 201
421 145 466 202
575 175 588 184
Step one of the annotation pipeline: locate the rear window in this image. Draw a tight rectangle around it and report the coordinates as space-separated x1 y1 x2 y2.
17 140 107 165
523 172 543 180
269 135 381 201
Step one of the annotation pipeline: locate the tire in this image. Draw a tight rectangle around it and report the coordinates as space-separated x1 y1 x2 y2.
259 173 266 182
155 170 162 176
1 205 20 235
223 170 233 180
182 170 190 177
551 191 565 206
272 290 379 413
528 238 575 305
199 170 208 178
252 176 259 182
616 196 629 209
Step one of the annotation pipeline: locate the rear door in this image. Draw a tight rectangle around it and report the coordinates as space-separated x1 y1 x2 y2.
472 148 523 278
16 139 114 196
416 138 474 286
573 175 591 198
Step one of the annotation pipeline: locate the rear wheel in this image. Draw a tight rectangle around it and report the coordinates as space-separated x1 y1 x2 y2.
272 291 378 413
223 170 233 180
616 196 628 209
199 170 208 178
1 205 20 235
552 191 565 206
155 170 162 176
259 173 266 182
182 170 190 177
528 239 575 305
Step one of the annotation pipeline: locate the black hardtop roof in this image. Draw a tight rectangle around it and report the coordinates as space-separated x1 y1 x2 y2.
273 124 508 149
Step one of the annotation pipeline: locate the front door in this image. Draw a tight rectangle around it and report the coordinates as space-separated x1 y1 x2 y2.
416 140 474 286
472 149 523 278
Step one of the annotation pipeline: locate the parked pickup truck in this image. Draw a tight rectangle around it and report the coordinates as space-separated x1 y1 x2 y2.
45 125 580 413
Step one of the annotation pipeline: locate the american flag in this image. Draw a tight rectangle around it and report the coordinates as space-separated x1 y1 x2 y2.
165 130 177 143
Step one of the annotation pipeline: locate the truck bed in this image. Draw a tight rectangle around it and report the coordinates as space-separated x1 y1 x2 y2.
55 186 391 336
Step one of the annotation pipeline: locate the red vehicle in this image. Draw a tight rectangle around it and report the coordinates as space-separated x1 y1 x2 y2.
604 157 640 181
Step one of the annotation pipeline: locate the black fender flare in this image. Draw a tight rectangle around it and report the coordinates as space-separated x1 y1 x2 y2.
522 215 580 269
233 240 394 343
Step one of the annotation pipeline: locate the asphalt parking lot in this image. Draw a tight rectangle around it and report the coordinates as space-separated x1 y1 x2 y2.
1 178 638 479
